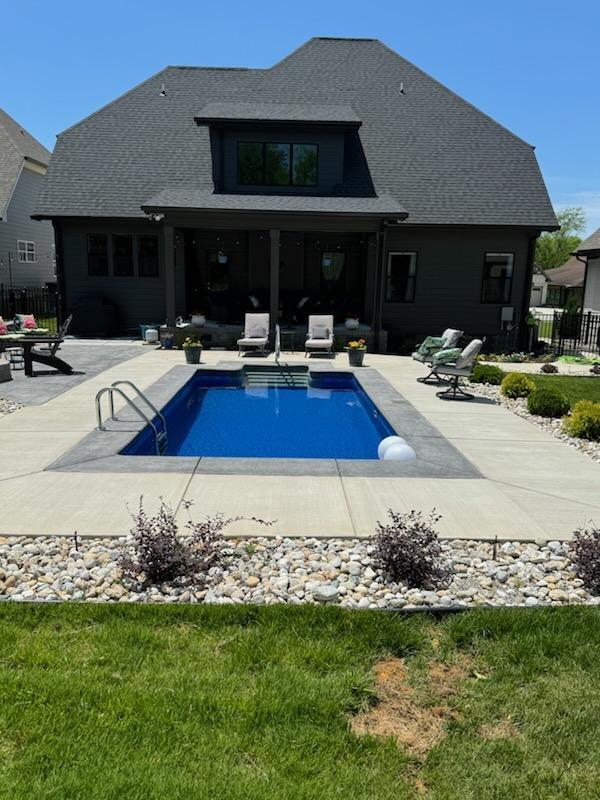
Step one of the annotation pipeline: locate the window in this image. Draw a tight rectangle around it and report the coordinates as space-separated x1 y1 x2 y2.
113 235 134 276
87 235 108 276
138 235 159 277
17 240 35 263
482 252 514 303
293 143 318 186
386 252 417 302
237 142 318 186
238 142 263 185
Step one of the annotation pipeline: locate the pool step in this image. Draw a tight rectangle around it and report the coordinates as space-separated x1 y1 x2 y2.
244 367 309 388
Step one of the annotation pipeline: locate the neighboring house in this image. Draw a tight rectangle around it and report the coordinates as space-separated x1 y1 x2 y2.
577 227 600 312
530 264 550 306
0 108 55 287
34 37 557 347
530 258 585 309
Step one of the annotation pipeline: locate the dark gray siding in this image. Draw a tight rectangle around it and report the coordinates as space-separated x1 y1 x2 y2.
221 128 344 195
382 226 535 337
0 168 55 286
59 219 168 330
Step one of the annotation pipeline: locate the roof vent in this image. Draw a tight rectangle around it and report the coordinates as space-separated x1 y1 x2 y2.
159 83 167 97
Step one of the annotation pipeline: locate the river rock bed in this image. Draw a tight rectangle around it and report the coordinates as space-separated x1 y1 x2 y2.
0 398 22 416
1 535 596 609
468 381 600 463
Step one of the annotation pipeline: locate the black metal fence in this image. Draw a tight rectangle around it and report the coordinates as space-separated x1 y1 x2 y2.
0 285 59 334
533 310 600 357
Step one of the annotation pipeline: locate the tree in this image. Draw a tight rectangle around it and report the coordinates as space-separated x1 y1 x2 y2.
535 207 586 269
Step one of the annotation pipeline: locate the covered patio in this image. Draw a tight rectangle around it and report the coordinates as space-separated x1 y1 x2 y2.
144 192 408 351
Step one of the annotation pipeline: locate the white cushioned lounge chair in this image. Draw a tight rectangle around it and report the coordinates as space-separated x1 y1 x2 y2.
305 314 334 356
434 339 483 400
412 328 463 383
237 313 270 356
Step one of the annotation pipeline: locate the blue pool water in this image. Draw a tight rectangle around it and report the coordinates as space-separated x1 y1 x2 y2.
122 371 395 459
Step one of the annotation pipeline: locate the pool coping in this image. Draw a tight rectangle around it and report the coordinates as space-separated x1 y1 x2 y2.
45 362 482 479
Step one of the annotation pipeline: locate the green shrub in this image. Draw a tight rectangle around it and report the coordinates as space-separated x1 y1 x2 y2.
501 372 535 399
563 400 600 441
471 364 505 385
527 388 570 418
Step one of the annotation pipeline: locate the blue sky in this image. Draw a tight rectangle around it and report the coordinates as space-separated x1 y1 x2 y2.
3 0 599 236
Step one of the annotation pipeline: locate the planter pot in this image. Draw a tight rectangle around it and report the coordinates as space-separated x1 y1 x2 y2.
162 336 174 350
184 346 202 364
346 348 366 367
345 318 360 330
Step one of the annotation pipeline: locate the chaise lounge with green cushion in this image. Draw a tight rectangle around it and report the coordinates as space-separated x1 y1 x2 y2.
412 328 463 383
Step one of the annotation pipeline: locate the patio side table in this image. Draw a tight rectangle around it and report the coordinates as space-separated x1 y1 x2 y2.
279 328 297 353
6 347 24 371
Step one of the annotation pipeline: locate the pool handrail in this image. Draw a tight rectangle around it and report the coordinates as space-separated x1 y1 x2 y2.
94 386 167 455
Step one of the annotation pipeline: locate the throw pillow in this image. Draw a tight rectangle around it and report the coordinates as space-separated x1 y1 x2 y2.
248 324 266 339
432 347 462 365
311 326 330 340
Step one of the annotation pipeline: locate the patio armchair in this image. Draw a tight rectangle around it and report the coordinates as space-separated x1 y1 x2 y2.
412 328 463 383
434 339 483 400
237 313 270 356
304 315 334 356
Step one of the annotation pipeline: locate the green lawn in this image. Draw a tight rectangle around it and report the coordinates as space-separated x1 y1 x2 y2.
35 315 58 334
2 605 600 799
526 374 600 406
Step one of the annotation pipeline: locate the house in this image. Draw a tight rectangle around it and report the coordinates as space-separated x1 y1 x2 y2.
34 37 557 348
0 108 55 287
530 264 550 307
530 258 585 309
577 227 600 312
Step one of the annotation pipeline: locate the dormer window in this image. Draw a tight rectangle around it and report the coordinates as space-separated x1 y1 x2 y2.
237 142 318 187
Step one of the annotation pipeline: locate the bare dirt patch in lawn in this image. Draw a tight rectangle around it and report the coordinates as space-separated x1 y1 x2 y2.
350 656 471 756
478 717 519 740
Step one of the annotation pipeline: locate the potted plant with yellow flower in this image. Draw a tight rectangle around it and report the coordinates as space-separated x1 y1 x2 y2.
182 336 203 364
346 338 367 367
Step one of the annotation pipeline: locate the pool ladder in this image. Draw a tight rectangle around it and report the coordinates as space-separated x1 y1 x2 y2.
95 380 168 456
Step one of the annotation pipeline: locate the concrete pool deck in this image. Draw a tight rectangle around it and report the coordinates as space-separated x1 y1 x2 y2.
0 344 598 540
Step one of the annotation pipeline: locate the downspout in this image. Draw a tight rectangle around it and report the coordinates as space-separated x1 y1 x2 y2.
52 220 66 326
575 253 588 310
374 228 387 353
519 232 539 351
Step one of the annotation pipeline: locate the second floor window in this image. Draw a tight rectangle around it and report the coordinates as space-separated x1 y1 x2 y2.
17 240 35 263
238 142 317 187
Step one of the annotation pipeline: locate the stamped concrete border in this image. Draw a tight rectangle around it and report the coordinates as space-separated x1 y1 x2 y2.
46 362 481 479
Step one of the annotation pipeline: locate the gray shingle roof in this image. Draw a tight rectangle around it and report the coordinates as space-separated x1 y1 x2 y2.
576 227 600 255
544 257 585 288
35 37 557 227
0 107 51 220
195 101 361 126
142 188 406 216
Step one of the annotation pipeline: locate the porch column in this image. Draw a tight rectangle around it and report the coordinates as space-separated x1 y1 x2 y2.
269 228 280 328
164 224 176 326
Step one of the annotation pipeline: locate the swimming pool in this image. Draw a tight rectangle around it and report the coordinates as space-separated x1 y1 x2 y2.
122 370 395 459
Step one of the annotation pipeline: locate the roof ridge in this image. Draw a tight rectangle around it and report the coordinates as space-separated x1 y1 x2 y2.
170 65 253 71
